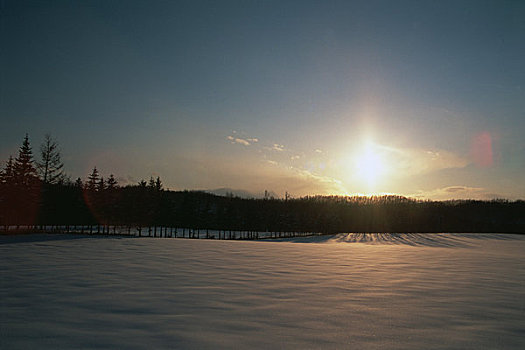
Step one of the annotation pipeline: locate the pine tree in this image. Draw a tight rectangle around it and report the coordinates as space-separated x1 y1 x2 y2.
0 156 15 185
74 177 83 188
0 157 16 226
97 177 105 192
5 134 41 225
106 174 118 189
37 134 65 184
148 176 155 189
155 176 163 191
87 167 99 191
13 134 39 188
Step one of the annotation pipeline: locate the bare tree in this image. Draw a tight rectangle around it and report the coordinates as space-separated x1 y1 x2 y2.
37 134 65 184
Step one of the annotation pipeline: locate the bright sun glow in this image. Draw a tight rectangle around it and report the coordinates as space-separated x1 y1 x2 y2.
353 142 387 190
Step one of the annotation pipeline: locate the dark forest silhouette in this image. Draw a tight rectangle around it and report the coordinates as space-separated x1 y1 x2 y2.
1 134 524 235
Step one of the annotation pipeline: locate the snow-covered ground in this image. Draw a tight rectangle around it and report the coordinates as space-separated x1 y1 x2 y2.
1 233 524 349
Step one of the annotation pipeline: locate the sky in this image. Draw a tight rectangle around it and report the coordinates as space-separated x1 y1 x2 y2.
1 0 524 200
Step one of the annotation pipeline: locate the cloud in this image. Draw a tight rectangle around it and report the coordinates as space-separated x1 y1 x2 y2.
444 186 474 193
263 143 285 152
271 143 284 152
267 167 346 197
188 153 346 197
262 159 346 196
286 167 346 195
423 150 469 171
409 186 506 200
235 138 251 146
227 132 259 146
381 146 469 176
222 134 343 196
227 135 252 146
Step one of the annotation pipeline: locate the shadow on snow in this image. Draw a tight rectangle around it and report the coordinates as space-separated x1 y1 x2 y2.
270 232 524 247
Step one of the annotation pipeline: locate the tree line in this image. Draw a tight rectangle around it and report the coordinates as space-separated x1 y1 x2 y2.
1 134 524 233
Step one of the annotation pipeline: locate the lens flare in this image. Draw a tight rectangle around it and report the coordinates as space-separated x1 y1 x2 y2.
471 132 493 168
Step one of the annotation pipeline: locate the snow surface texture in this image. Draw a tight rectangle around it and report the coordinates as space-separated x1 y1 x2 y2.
1 233 525 349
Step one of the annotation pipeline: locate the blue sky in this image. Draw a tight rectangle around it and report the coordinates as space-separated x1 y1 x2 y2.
1 0 524 199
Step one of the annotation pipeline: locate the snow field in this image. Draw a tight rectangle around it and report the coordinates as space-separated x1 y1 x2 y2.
1 233 524 349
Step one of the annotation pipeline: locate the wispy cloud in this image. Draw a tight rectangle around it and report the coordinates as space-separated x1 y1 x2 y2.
420 149 469 172
410 185 506 200
257 142 342 195
227 131 259 146
288 167 346 195
235 138 251 146
227 135 253 146
270 143 284 152
375 145 469 176
264 160 347 196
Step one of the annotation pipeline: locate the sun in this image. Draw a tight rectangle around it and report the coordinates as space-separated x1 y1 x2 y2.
353 143 387 190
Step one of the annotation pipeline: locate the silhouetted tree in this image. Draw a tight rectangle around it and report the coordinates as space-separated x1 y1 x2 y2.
3 134 41 225
13 134 39 188
155 176 163 191
37 134 65 184
74 177 83 188
0 156 15 225
106 174 118 189
2 133 525 234
87 167 99 191
97 177 105 192
148 176 155 189
0 156 14 185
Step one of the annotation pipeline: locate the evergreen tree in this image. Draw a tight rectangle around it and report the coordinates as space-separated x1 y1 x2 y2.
4 134 41 225
97 177 105 192
148 176 155 189
155 176 163 191
0 156 16 225
74 177 83 188
106 174 118 189
13 134 39 188
87 167 99 191
0 156 15 185
37 134 65 184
